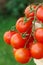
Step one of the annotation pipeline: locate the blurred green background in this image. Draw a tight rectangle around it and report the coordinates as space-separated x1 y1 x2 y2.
0 0 43 65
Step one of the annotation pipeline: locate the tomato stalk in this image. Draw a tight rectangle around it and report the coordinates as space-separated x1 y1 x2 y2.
29 4 35 13
29 4 36 32
32 16 36 32
24 17 27 23
24 16 33 23
31 5 38 43
24 32 32 48
22 33 29 38
41 22 43 28
24 5 36 46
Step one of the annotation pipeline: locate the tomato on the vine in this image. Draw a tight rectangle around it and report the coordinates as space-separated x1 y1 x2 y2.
3 3 43 64
34 28 43 43
30 43 43 59
15 48 31 64
24 4 36 18
36 6 43 22
4 31 16 45
16 17 33 33
11 33 25 49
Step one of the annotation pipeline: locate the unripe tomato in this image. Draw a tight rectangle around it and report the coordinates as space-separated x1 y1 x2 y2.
24 4 36 18
36 6 43 22
30 43 43 59
34 28 43 43
15 48 31 64
4 31 16 45
16 17 34 33
11 33 25 49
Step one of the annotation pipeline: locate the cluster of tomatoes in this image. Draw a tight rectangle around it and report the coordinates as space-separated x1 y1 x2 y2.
4 4 43 64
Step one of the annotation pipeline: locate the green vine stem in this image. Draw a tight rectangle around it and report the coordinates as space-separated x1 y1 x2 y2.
24 32 32 48
41 22 43 28
24 16 33 23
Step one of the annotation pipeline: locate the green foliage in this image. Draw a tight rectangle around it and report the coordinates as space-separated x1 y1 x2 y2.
0 0 43 18
0 0 34 18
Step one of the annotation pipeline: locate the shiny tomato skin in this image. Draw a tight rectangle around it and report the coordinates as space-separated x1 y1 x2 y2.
16 17 33 33
15 48 31 64
4 31 16 45
36 6 43 22
30 43 43 59
34 28 43 43
11 33 25 49
24 5 36 18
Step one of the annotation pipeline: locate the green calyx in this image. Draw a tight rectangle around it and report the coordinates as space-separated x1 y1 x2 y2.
24 17 27 23
24 16 33 23
29 6 35 13
22 33 29 38
22 33 26 38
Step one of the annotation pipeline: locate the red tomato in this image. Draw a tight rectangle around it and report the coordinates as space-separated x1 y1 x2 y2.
34 28 43 43
15 48 31 64
4 31 16 45
11 33 25 49
16 17 33 33
24 4 36 18
36 6 43 22
30 43 43 59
